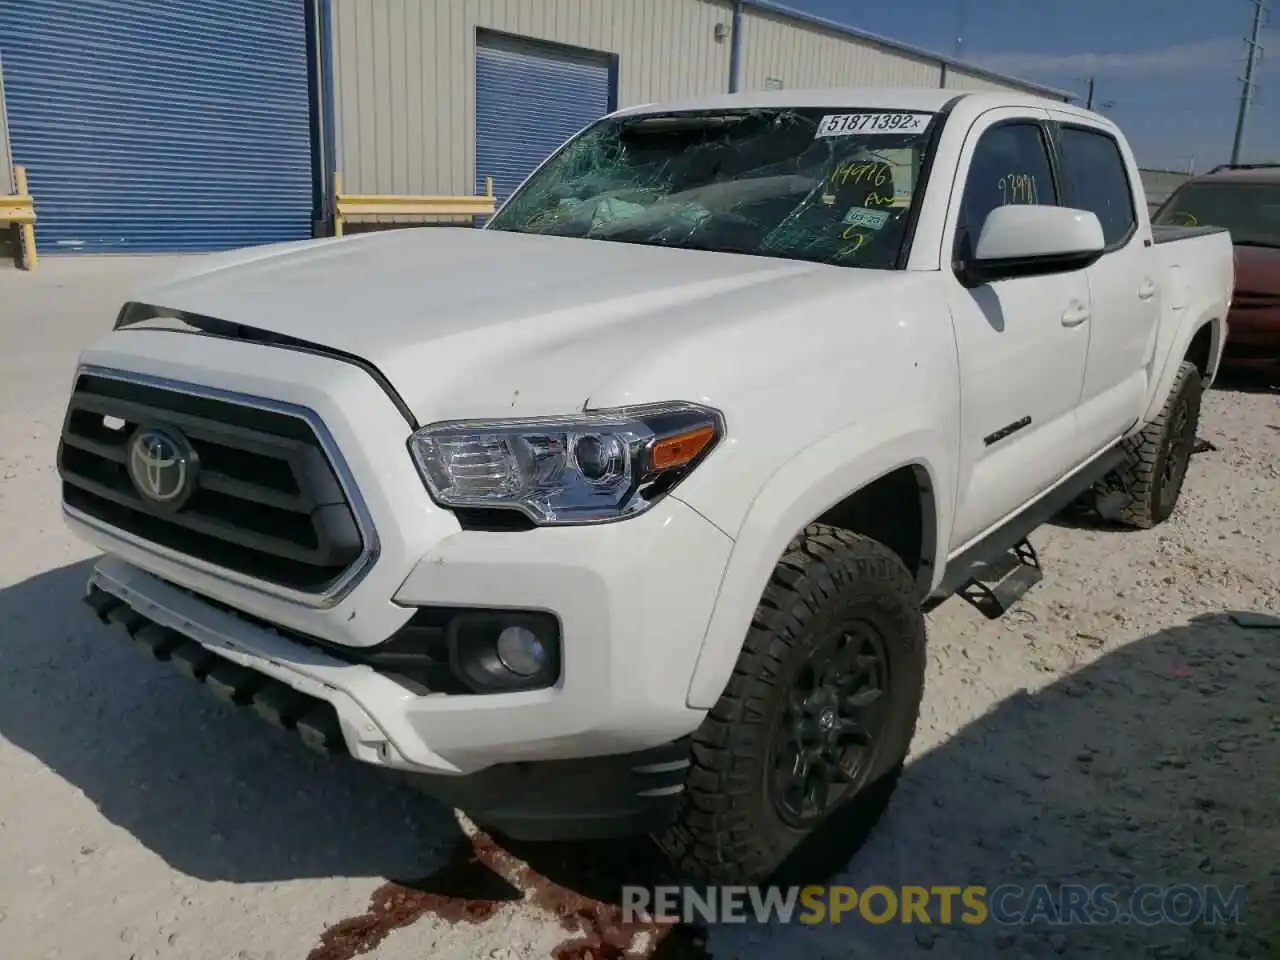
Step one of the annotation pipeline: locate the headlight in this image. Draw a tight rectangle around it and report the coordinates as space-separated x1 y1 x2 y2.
407 401 724 525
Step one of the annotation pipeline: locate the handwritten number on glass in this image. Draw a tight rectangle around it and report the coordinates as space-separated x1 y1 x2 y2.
830 162 891 189
998 174 1039 206
836 231 869 260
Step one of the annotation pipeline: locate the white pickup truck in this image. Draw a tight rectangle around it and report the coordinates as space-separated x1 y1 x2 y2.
59 89 1233 884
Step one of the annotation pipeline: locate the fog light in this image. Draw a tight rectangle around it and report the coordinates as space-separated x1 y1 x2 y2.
445 610 562 693
496 625 547 677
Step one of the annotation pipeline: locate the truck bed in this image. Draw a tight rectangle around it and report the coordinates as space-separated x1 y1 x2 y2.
1152 224 1230 245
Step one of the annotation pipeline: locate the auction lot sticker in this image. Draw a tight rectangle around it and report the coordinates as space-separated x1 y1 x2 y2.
816 112 931 137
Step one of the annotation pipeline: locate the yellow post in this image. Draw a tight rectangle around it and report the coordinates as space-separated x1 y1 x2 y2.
14 165 37 272
332 171 344 237
484 176 494 198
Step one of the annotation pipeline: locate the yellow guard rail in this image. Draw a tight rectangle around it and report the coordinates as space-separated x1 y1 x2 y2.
333 173 497 236
1 165 37 270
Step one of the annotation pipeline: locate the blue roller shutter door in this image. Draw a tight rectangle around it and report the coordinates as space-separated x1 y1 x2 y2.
0 0 314 253
475 35 614 205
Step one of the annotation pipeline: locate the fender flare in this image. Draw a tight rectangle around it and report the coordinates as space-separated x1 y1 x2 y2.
682 423 952 709
1140 306 1224 427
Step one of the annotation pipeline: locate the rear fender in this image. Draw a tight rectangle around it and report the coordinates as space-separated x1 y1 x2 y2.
1141 308 1224 427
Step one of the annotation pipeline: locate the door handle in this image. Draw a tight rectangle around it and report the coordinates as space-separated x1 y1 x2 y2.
1061 304 1091 327
1138 279 1157 300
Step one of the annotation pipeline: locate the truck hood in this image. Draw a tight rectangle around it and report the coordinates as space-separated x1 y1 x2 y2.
131 228 905 424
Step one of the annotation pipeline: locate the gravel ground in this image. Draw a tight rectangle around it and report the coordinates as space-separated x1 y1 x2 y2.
0 256 1276 960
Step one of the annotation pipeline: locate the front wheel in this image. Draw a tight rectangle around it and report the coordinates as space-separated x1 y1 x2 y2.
653 524 926 884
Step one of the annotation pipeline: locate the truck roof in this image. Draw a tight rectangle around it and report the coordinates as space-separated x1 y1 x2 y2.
610 87 1106 122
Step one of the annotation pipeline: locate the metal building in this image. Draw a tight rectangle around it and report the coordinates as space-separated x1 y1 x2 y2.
0 54 13 197
0 0 321 253
330 0 1073 206
1139 168 1193 211
0 0 1071 254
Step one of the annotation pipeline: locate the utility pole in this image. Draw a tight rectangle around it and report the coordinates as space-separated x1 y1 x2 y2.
1231 0 1268 166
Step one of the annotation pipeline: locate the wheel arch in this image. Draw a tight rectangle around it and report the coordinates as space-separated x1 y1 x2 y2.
1182 320 1218 382
683 428 950 710
1142 311 1223 426
811 463 939 596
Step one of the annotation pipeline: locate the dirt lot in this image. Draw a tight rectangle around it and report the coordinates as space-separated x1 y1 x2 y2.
1 257 1276 960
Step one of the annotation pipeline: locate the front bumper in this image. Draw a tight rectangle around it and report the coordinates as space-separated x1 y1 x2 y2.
63 331 735 769
84 569 689 840
82 470 731 775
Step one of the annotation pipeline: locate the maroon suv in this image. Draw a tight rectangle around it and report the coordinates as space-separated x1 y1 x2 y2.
1153 164 1280 374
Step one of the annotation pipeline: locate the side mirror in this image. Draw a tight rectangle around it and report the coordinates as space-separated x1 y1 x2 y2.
962 205 1105 285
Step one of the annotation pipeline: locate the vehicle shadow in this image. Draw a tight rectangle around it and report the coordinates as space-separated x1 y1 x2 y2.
968 285 1007 333
0 558 466 885
1045 503 1131 533
2 562 1275 959
481 611 1279 959
1046 437 1221 533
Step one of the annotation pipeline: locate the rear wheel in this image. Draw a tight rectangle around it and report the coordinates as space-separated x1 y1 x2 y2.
653 524 926 884
1105 361 1203 529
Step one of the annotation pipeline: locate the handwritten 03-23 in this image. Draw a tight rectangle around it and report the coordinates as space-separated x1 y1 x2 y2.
815 112 931 138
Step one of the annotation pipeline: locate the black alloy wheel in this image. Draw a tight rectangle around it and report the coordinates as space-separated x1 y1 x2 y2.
769 621 890 826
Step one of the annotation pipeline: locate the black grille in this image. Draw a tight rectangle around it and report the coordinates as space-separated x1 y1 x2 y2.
58 373 367 593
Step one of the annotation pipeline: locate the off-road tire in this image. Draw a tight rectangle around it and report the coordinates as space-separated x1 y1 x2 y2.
1106 361 1203 529
653 524 927 884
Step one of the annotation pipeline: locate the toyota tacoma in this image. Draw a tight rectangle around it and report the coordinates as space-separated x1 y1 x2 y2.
59 89 1234 883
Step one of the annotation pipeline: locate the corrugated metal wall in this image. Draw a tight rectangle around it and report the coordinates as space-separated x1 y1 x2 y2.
1 0 316 252
329 0 1069 218
0 54 12 196
1139 168 1191 210
475 34 614 201
943 66 1024 94
331 0 733 198
737 7 940 91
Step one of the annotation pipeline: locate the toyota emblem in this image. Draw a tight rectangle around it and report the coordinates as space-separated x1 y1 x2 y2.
128 426 198 509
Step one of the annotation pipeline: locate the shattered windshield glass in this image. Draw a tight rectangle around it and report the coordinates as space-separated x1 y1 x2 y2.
484 107 938 270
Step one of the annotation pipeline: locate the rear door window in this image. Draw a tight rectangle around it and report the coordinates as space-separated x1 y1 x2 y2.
1055 126 1137 248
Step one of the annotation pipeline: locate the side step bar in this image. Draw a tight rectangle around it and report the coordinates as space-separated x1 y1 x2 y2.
956 537 1043 620
927 444 1128 617
84 585 347 755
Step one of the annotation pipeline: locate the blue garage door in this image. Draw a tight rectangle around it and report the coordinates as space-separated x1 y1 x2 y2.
0 0 314 253
475 34 614 204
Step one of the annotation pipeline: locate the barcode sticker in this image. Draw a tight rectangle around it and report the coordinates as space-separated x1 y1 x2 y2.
842 206 891 230
815 112 931 138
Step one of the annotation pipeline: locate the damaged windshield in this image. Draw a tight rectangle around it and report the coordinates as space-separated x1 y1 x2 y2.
484 107 939 270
